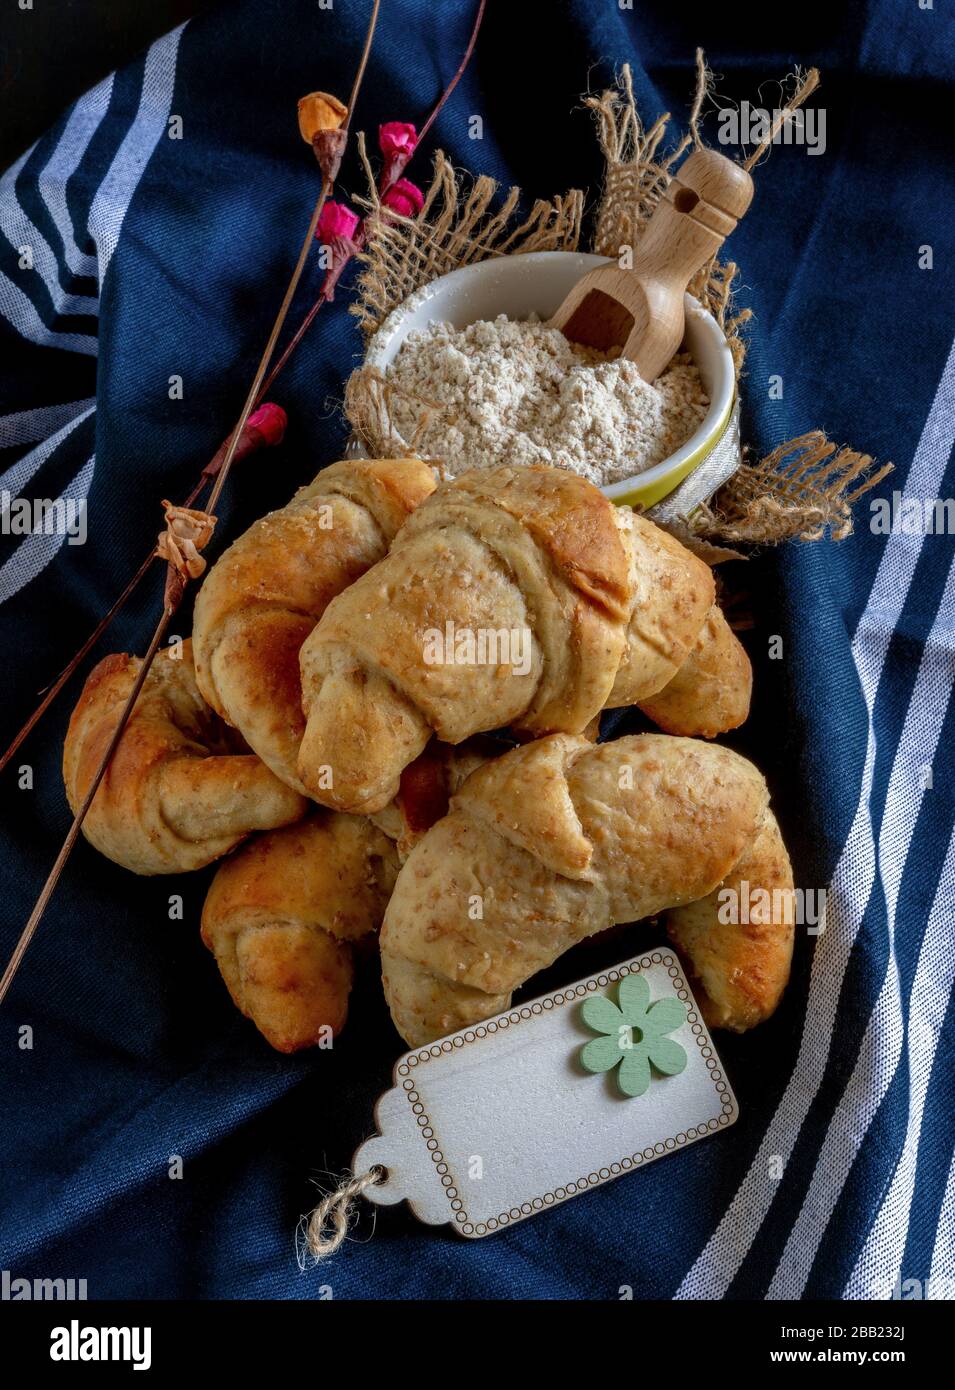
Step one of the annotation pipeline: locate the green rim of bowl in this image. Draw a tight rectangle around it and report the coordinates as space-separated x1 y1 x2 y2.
606 387 736 511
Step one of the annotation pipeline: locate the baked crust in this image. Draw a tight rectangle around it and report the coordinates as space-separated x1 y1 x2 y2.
380 733 793 1044
63 640 307 875
201 814 399 1051
298 464 750 815
192 457 435 793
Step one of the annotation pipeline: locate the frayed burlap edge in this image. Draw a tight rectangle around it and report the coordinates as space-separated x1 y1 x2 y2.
692 431 894 543
345 59 892 545
344 364 454 469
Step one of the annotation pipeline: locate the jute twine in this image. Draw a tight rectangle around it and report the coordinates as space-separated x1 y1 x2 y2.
297 1168 384 1265
344 57 891 545
585 52 752 377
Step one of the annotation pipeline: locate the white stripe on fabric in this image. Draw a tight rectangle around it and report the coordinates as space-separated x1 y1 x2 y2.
39 74 113 280
676 333 955 1300
0 398 95 450
844 826 955 1299
0 150 99 318
929 1143 955 1291
0 402 95 493
0 455 94 605
0 269 97 356
87 24 184 283
768 557 955 1298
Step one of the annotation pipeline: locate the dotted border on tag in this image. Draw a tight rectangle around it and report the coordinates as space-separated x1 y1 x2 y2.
393 952 735 1237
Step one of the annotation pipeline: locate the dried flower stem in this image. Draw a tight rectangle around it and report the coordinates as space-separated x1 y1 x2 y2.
207 1 380 515
0 412 279 778
0 557 153 780
254 0 486 406
0 0 384 1007
416 0 485 147
0 605 175 1006
0 0 485 781
208 188 333 513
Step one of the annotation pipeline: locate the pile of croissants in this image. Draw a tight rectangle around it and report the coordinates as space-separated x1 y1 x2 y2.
62 457 795 1052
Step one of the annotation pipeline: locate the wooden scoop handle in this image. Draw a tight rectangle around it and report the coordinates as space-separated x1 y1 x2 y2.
551 150 753 381
627 150 753 378
634 149 753 291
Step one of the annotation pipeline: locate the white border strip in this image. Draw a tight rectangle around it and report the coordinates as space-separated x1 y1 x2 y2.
39 74 114 280
0 455 94 605
845 824 955 1298
0 402 95 494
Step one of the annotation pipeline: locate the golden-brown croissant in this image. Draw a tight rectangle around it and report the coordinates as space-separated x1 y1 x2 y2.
63 640 307 875
379 733 793 1045
637 605 752 739
192 457 436 793
201 814 399 1051
297 464 750 814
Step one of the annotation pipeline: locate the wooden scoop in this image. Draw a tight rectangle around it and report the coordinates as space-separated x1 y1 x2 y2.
550 150 754 381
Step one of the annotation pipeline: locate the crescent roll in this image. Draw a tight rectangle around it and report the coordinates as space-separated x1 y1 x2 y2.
192 457 435 793
63 641 306 875
297 464 750 813
379 733 793 1045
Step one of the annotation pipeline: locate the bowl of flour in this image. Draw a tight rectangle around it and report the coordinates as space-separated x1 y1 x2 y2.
363 252 737 510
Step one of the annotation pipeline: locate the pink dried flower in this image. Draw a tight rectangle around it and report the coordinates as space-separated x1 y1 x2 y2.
316 201 360 244
382 178 424 220
379 121 418 187
379 121 417 158
246 403 287 448
314 202 361 303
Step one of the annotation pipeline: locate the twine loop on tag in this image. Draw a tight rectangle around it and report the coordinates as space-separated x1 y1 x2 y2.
298 1167 384 1264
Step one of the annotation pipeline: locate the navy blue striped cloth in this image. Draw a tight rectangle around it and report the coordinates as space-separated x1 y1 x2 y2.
1 0 953 1300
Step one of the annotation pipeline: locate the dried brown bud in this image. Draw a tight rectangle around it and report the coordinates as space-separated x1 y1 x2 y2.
297 91 348 144
312 127 348 182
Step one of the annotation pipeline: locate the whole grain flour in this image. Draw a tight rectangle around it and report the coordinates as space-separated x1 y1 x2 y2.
384 315 709 486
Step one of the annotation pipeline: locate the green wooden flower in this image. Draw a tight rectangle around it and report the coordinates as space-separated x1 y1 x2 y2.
579 974 688 1098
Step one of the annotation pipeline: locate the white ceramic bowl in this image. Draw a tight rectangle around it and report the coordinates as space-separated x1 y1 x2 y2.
363 251 736 509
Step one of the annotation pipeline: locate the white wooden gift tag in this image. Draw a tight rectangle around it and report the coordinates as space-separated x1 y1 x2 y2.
354 950 738 1238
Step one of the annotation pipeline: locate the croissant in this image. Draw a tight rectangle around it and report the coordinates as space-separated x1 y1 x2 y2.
201 814 399 1052
637 605 752 739
63 641 307 875
379 733 794 1046
297 464 750 813
192 457 436 793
